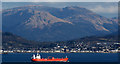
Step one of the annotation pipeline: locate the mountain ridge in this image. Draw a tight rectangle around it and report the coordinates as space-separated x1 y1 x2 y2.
2 5 118 42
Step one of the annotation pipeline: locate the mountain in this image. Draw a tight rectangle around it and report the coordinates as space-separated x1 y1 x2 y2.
111 17 118 22
3 32 119 50
64 32 119 46
2 5 118 42
2 32 56 50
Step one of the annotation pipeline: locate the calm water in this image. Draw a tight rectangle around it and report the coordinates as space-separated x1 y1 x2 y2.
2 53 119 62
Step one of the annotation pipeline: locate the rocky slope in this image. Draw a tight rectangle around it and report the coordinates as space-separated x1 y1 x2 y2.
2 5 118 42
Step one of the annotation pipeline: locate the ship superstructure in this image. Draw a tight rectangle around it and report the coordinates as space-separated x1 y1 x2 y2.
31 53 68 62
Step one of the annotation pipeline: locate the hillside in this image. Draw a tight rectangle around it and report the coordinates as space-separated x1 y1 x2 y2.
2 5 118 42
3 32 119 50
2 32 56 50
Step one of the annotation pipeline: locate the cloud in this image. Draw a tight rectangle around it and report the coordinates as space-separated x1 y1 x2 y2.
90 5 118 14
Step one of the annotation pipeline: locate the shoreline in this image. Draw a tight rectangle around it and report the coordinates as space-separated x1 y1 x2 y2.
1 52 119 54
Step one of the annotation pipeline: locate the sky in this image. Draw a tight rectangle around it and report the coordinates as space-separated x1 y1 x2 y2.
1 0 119 2
2 2 118 18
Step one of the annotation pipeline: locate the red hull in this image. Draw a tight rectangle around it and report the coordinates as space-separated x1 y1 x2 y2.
32 58 68 62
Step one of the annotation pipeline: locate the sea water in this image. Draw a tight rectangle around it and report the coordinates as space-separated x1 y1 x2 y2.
2 53 119 62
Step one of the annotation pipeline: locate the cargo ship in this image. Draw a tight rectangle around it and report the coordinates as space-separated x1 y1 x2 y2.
31 53 68 62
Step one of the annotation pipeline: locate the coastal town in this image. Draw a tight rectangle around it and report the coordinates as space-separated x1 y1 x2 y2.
1 42 120 54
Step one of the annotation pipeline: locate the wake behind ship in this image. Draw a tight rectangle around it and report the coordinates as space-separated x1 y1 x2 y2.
31 53 68 62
